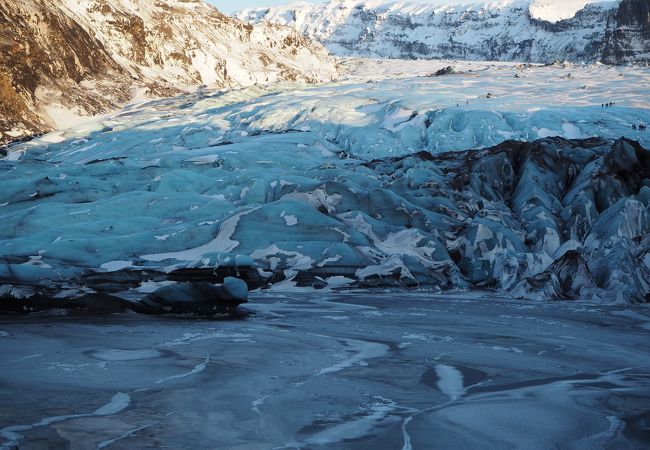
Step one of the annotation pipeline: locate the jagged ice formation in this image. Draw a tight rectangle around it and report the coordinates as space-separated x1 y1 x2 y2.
1 61 649 303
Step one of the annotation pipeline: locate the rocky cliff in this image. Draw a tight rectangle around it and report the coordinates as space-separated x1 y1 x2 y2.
0 0 336 145
602 0 650 64
0 0 128 144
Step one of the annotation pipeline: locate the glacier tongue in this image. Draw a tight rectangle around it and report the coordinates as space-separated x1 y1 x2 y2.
1 60 649 303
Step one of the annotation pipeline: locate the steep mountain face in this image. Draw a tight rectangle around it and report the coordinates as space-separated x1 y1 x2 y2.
0 0 336 145
0 0 130 144
58 0 336 88
602 0 650 64
236 0 647 64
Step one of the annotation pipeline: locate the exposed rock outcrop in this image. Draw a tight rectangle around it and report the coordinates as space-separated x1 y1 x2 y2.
0 278 248 317
0 0 129 143
134 278 248 316
602 0 650 64
0 0 336 145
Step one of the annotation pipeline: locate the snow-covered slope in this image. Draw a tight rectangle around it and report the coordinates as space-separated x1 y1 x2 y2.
2 61 649 303
528 0 594 22
0 0 336 145
235 0 645 63
58 0 335 88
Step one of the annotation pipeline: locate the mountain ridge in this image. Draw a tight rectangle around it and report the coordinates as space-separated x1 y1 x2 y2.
236 0 649 64
0 0 337 145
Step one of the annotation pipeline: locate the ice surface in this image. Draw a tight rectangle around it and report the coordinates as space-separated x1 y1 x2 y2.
0 293 648 449
0 390 133 450
93 393 131 416
154 355 209 384
91 349 163 361
316 338 389 375
1 60 649 302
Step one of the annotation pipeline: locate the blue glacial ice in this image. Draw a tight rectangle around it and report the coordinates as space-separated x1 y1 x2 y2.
1 61 649 303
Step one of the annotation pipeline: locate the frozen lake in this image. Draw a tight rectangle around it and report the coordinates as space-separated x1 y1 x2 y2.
1 293 649 449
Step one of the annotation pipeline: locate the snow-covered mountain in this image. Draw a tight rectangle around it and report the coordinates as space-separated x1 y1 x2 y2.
236 0 648 64
0 0 336 145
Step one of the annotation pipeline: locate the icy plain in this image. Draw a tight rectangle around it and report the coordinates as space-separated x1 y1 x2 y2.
1 59 649 301
1 293 649 449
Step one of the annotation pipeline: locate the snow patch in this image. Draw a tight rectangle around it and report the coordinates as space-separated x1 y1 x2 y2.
529 0 592 23
435 364 466 400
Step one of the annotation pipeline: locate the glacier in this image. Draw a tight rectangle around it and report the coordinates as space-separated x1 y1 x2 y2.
1 59 649 304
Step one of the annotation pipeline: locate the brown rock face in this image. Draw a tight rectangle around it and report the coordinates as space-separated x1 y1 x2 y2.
0 0 336 146
0 0 129 144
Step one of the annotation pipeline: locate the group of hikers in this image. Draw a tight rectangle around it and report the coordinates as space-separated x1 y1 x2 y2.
600 101 646 131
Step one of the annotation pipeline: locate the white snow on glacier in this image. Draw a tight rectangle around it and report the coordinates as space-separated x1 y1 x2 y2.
12 59 647 159
1 59 649 301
